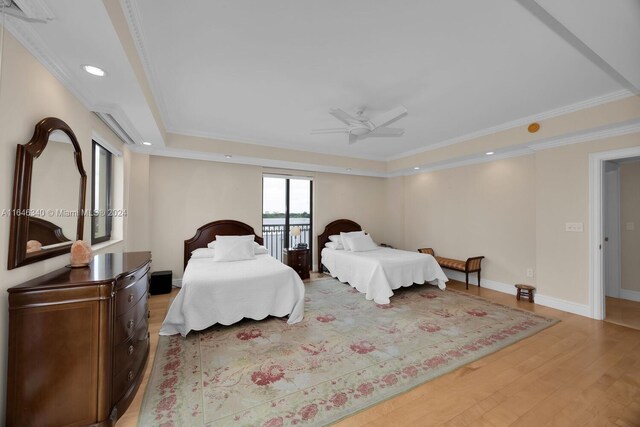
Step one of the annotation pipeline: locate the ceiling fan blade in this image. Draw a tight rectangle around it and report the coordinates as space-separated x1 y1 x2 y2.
367 127 405 137
348 133 359 144
311 128 349 134
369 106 408 128
330 108 358 125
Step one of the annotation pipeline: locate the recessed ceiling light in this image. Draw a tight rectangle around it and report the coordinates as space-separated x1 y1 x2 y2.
142 141 152 146
414 167 420 170
485 151 494 155
82 65 107 77
225 154 232 158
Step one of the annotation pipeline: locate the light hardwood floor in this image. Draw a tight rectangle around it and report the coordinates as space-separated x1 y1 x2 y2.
605 296 640 331
118 275 640 426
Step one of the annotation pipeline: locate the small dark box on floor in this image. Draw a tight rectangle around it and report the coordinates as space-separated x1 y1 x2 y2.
150 270 172 295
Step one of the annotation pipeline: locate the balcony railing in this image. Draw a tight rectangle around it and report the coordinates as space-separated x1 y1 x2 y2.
262 223 311 262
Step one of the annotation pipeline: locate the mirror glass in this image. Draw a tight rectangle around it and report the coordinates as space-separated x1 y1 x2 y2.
26 130 79 255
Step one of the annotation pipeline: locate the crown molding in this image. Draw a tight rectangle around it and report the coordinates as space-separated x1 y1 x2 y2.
387 89 635 161
127 145 387 178
388 147 536 178
3 16 94 110
120 0 173 131
167 125 388 162
129 119 640 179
527 119 640 151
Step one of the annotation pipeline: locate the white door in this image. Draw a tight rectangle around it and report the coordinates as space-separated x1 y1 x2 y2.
603 163 621 299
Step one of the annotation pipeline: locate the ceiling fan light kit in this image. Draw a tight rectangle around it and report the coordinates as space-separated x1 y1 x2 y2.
312 105 408 144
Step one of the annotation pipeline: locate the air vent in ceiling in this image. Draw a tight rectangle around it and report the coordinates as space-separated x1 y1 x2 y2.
94 112 137 145
2 0 54 23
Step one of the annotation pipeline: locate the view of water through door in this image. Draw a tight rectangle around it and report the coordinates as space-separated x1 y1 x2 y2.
262 175 312 264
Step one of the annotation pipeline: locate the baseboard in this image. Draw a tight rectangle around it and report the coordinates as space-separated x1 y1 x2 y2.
172 278 182 288
444 270 517 295
620 288 640 302
443 270 590 317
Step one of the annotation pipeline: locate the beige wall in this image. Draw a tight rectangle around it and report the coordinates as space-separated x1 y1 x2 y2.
403 156 537 286
535 133 640 305
149 158 390 276
149 157 263 276
620 160 640 292
0 32 146 419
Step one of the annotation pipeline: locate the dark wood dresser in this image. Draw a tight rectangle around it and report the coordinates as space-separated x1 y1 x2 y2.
6 252 151 426
282 248 310 280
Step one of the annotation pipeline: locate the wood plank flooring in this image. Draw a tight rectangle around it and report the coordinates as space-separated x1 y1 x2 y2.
118 275 640 426
605 296 640 331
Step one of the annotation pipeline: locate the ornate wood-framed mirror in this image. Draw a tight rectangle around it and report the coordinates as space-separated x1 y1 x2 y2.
7 117 87 269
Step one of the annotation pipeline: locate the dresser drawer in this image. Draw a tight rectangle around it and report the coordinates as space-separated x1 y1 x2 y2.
112 333 149 403
114 321 149 374
114 297 149 344
116 272 149 317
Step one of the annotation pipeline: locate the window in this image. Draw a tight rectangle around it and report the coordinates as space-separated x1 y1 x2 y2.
262 175 313 264
92 141 112 244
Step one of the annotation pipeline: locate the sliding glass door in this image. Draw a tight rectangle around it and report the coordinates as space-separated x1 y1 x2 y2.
262 175 313 264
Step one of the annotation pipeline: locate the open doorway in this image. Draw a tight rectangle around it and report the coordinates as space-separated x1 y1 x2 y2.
590 146 640 324
602 157 640 330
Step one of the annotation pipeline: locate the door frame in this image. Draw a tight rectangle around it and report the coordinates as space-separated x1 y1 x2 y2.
589 146 640 319
603 163 621 298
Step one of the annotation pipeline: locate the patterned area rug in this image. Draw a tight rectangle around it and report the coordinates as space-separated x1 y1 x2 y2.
139 278 557 426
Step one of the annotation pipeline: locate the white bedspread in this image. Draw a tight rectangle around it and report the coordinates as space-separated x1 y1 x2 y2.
321 247 448 304
160 254 305 336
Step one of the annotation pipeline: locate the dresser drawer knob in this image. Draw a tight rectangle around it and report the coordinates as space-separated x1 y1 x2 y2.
128 294 134 303
127 320 134 329
127 370 134 381
128 345 134 355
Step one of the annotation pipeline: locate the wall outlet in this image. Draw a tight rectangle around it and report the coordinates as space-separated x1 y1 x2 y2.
627 222 635 231
565 222 583 232
526 268 534 278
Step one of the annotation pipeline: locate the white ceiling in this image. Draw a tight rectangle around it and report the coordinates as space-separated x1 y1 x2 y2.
3 0 638 163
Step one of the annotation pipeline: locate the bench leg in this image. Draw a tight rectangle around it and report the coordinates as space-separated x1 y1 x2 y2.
465 272 469 290
517 289 521 300
478 270 481 288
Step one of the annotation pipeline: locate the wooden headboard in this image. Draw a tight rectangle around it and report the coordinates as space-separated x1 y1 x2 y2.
183 220 264 269
316 219 362 272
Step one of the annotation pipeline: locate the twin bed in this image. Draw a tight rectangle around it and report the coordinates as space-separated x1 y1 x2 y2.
160 219 448 336
159 220 305 336
317 219 447 304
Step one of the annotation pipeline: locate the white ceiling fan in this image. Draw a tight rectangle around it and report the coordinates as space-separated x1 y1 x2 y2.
312 105 408 144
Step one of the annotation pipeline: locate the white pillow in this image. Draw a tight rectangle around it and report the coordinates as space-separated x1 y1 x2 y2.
213 238 255 262
190 248 216 259
254 244 268 255
207 239 268 255
340 231 365 251
348 234 378 252
324 241 344 250
208 235 254 248
328 235 342 244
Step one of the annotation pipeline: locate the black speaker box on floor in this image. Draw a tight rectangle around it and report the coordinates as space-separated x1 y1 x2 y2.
150 270 172 295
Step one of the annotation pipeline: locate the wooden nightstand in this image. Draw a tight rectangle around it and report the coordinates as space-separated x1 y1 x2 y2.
283 248 310 280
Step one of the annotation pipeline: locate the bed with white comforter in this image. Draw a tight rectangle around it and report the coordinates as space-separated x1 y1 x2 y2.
160 253 305 336
321 247 448 304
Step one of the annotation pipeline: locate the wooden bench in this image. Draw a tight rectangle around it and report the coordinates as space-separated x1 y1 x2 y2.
418 248 484 290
